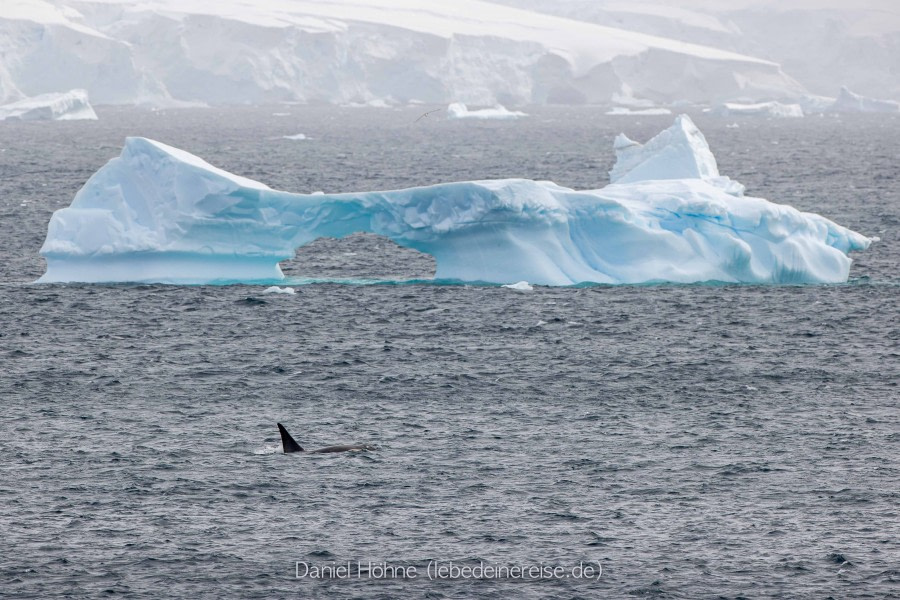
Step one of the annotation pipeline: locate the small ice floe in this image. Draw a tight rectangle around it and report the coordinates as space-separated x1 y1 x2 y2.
262 286 295 294
282 133 307 140
502 281 533 291
447 102 526 120
710 101 804 118
605 107 672 116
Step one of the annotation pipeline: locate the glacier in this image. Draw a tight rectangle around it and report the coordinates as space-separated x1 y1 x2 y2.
492 0 900 104
0 89 97 121
37 115 871 286
1 0 804 107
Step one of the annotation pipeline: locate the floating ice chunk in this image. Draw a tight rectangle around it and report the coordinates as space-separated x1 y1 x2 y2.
827 87 900 113
711 101 804 118
37 116 871 286
606 107 672 116
502 281 534 291
0 89 98 121
447 103 527 120
263 286 296 294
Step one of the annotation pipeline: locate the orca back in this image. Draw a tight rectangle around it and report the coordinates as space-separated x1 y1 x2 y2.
311 444 374 453
277 423 304 453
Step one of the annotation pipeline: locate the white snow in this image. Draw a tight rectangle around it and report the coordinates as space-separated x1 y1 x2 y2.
262 286 296 294
502 281 534 291
0 89 97 121
827 87 900 113
0 0 801 107
37 115 871 286
711 102 804 118
447 103 527 120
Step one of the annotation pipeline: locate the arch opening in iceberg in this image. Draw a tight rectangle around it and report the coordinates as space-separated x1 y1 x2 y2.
279 232 436 281
37 115 871 286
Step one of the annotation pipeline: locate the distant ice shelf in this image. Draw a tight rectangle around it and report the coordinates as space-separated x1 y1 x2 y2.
37 115 871 286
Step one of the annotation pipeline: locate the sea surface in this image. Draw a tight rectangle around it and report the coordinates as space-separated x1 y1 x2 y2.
0 107 898 598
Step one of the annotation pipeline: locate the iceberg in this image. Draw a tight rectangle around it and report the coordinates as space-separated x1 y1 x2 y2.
37 115 870 286
447 103 527 120
710 101 804 118
827 87 900 114
0 89 97 121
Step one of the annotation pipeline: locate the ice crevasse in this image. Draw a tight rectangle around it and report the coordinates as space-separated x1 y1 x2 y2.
37 115 871 286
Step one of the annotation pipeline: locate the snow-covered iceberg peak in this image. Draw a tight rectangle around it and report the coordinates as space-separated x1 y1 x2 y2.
609 114 718 184
37 117 871 286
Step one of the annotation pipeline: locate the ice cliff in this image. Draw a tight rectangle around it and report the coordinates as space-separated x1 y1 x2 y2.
37 116 871 286
1 0 803 107
491 0 900 104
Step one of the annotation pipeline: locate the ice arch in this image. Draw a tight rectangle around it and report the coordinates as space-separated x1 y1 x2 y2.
37 116 870 285
280 233 436 280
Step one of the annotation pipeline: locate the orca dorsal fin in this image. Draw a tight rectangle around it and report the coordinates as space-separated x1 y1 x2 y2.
277 423 304 453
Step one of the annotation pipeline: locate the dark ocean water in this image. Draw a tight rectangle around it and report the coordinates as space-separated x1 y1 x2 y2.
0 107 898 598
